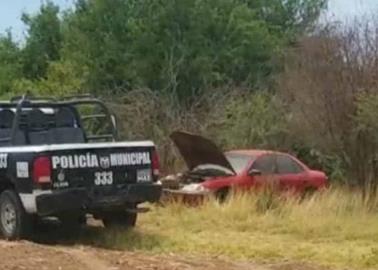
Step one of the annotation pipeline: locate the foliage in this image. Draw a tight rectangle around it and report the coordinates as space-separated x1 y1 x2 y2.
109 88 288 173
0 0 328 100
0 32 22 95
212 92 289 150
7 0 377 187
13 60 87 96
292 145 346 183
0 0 328 97
353 93 378 188
21 1 62 79
107 88 236 172
246 0 328 36
278 19 378 187
62 0 283 100
355 93 378 144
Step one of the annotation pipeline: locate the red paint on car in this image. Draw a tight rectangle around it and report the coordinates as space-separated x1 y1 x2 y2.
201 150 328 194
170 131 328 195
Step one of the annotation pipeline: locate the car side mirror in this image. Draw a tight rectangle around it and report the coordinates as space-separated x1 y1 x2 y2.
248 169 262 176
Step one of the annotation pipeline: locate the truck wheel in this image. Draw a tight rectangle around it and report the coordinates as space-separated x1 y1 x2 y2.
102 212 137 228
0 190 31 240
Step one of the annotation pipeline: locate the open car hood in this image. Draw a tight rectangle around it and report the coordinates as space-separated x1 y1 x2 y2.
170 131 236 175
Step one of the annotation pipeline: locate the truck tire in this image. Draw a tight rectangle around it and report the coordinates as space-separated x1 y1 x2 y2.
102 212 137 228
0 190 32 240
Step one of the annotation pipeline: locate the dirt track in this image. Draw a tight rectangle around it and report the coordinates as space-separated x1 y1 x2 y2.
0 239 331 270
0 221 329 270
0 240 254 270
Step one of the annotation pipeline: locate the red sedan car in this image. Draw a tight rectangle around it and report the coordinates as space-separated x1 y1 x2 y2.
169 131 328 197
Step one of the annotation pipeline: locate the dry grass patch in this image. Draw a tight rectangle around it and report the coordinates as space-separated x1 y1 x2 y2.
92 189 378 269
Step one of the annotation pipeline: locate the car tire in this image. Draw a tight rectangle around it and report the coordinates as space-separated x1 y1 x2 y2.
0 190 32 240
102 212 137 228
301 186 318 200
215 188 230 203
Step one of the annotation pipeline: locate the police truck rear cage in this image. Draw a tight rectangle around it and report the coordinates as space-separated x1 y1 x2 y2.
0 94 119 145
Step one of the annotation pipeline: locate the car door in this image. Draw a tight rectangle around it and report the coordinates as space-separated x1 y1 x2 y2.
238 154 278 190
275 154 307 192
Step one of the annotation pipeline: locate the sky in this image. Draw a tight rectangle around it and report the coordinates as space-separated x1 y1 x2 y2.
0 0 73 40
0 0 377 41
328 0 378 20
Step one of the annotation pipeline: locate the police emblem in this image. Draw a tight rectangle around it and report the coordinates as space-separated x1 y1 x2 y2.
99 156 111 169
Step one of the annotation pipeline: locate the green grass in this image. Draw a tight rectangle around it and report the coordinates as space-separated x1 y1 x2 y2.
89 189 378 269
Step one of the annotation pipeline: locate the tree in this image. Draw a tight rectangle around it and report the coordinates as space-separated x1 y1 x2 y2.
246 0 328 37
278 20 378 188
0 0 327 100
61 0 327 101
21 1 62 79
0 32 22 95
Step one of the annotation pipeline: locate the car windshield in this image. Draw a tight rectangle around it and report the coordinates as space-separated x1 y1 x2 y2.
225 153 255 174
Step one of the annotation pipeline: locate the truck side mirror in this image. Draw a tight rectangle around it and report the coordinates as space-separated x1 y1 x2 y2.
248 169 262 176
111 115 117 128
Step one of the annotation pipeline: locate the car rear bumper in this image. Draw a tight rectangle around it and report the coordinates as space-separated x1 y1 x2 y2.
34 183 162 216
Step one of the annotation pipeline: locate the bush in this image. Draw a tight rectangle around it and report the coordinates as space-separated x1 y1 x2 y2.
278 18 378 188
211 92 289 150
106 88 288 173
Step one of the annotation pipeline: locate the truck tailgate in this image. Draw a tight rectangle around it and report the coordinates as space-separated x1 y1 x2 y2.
46 144 156 191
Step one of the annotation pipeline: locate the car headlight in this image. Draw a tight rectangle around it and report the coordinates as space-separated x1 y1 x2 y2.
181 183 209 193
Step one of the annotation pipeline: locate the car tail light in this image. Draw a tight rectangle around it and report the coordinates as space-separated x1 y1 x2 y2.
152 149 160 180
33 156 52 184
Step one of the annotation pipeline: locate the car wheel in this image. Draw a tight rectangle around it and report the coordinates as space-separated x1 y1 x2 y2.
102 212 137 228
215 188 230 203
0 190 32 240
302 187 317 199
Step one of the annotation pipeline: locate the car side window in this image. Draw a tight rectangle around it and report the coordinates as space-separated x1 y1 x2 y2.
251 155 276 174
276 155 304 174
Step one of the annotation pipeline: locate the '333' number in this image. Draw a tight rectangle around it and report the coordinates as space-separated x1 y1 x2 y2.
94 171 113 186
